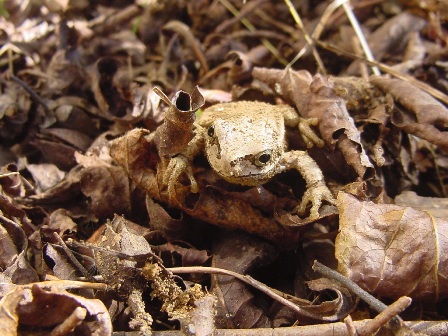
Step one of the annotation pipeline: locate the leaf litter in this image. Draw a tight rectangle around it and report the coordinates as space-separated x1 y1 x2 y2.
1 0 448 335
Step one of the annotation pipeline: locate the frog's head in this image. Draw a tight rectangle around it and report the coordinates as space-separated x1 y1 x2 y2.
204 115 284 186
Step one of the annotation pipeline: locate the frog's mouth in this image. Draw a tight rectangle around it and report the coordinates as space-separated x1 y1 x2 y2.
217 170 271 186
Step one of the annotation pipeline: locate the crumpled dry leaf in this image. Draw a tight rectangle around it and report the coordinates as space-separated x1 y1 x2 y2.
155 242 210 268
335 192 448 300
16 285 111 335
90 215 152 298
0 81 31 141
152 86 204 158
32 138 78 171
79 165 131 219
346 12 427 75
110 127 301 244
45 244 79 281
304 278 356 319
90 57 133 120
370 76 448 147
0 286 24 336
26 162 66 192
212 232 277 329
145 196 191 240
252 67 374 179
0 210 39 294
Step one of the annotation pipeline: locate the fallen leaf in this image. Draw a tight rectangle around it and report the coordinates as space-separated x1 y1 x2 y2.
0 287 24 336
370 76 448 147
335 192 448 300
17 285 112 334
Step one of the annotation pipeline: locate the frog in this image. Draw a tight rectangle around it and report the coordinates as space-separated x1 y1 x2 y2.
162 101 335 220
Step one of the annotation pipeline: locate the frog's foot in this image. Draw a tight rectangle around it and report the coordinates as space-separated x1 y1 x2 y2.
298 118 325 148
162 155 198 202
295 184 336 220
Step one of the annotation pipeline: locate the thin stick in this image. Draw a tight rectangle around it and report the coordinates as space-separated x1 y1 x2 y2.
218 0 289 66
341 1 380 75
283 0 326 73
169 266 337 321
50 307 87 336
19 280 108 291
315 40 448 105
312 261 402 327
344 315 359 336
8 74 52 116
53 233 97 283
357 296 412 335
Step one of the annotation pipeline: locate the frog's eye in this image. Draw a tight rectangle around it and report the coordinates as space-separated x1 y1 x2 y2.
255 150 272 166
207 125 215 137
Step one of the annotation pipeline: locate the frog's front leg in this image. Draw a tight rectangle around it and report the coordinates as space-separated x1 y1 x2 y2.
161 128 204 202
279 105 324 148
280 151 335 219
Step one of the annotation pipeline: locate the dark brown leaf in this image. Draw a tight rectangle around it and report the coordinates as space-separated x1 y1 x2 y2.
212 232 277 329
80 165 131 219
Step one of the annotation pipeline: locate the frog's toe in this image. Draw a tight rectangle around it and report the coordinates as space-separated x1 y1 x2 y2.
296 185 335 219
163 155 198 201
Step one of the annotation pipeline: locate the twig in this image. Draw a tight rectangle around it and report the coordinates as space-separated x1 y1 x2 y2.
89 5 142 36
169 266 338 321
344 315 359 336
7 74 52 116
163 20 210 74
315 40 448 105
357 296 412 335
53 233 97 283
20 280 108 291
341 0 380 75
312 0 380 75
218 0 289 66
283 0 326 73
50 307 86 336
312 261 402 328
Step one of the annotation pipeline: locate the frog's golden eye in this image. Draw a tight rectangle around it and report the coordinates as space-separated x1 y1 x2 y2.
207 125 215 137
255 150 271 166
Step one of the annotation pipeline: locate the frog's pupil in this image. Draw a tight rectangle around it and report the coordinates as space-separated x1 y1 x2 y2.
208 126 215 137
259 153 271 163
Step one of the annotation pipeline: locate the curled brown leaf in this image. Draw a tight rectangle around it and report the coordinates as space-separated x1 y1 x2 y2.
370 76 448 147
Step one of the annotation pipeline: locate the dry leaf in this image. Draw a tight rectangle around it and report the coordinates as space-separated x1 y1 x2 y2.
79 165 131 219
0 287 24 336
252 67 374 178
395 191 448 218
152 86 204 158
17 285 112 334
335 192 448 300
212 232 276 328
370 76 448 147
110 127 301 244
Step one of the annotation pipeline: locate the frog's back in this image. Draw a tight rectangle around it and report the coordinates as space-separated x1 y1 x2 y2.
198 101 283 126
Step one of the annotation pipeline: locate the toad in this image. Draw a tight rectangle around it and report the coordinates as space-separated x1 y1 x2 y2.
163 101 335 219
